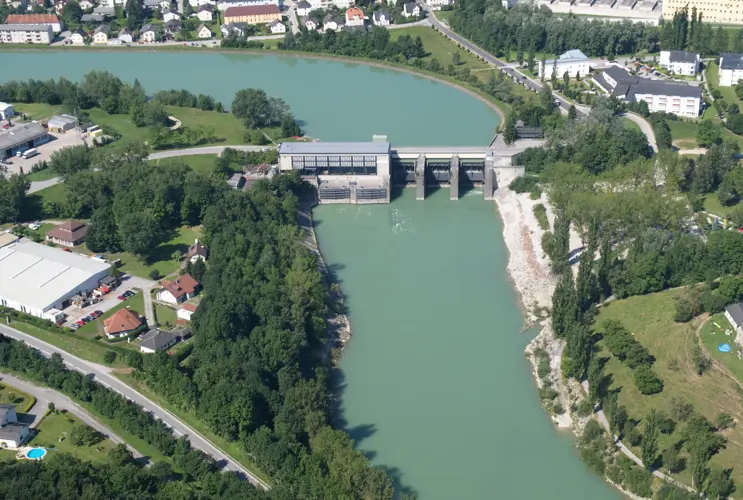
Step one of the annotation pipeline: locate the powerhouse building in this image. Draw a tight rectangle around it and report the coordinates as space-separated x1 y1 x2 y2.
0 239 111 321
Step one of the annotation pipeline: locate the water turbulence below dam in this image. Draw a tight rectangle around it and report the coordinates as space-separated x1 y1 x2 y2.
314 189 620 499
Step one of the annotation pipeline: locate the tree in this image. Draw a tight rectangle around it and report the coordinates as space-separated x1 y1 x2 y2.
715 413 734 430
0 174 30 224
697 120 723 147
562 70 569 89
634 365 664 395
692 345 712 375
47 402 55 414
71 424 102 446
125 0 145 28
728 102 740 116
280 117 302 138
117 211 162 261
503 113 518 145
568 104 577 120
149 269 160 280
662 446 683 473
232 88 289 129
49 145 91 180
103 351 117 364
669 397 694 421
452 52 460 66
706 468 735 499
641 409 660 468
61 0 82 26
86 205 121 253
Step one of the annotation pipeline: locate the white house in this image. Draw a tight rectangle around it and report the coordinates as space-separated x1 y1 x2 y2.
177 302 198 322
196 4 214 20
140 24 158 42
221 22 248 36
78 0 93 8
156 274 200 305
719 53 743 86
163 8 181 22
189 0 216 6
425 0 450 9
92 24 110 44
296 0 311 15
725 302 743 348
402 2 420 17
118 26 133 43
322 13 342 30
302 16 317 30
659 50 700 76
538 49 590 80
345 6 364 25
0 405 30 450
69 27 87 44
307 0 353 10
269 19 285 33
372 11 390 26
0 102 14 120
196 22 212 37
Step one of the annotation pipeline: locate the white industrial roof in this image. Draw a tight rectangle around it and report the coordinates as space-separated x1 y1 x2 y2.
278 141 390 155
0 240 110 312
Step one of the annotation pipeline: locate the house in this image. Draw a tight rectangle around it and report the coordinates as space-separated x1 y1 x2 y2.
47 114 77 132
156 274 200 305
164 19 182 36
659 50 700 76
118 26 133 43
139 328 181 354
103 308 144 339
196 22 212 38
220 22 249 36
177 302 198 322
295 0 311 15
92 24 110 44
0 102 14 121
372 11 390 26
143 0 162 8
45 220 88 247
322 13 342 30
163 8 181 22
223 4 281 24
196 4 214 20
0 404 30 449
302 16 317 30
80 13 106 23
4 13 63 32
69 27 87 44
140 24 158 42
425 0 450 9
345 7 364 26
92 6 116 16
402 2 420 17
190 0 216 6
0 24 54 44
269 19 285 33
725 302 743 348
217 0 280 10
538 49 590 80
308 0 353 9
159 0 172 9
78 0 93 8
719 53 743 86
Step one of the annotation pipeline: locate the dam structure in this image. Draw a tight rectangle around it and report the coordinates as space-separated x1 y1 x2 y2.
277 136 532 204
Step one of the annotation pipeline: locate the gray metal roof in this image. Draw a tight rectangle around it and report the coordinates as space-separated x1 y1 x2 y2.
0 422 27 442
726 302 743 327
666 50 698 64
279 141 391 155
621 80 702 100
140 329 177 351
0 404 15 424
0 24 51 31
720 53 743 71
545 49 588 65
0 123 47 151
48 114 77 127
602 66 634 86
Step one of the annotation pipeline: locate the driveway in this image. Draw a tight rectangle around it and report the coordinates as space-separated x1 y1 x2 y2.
63 274 156 327
5 130 87 176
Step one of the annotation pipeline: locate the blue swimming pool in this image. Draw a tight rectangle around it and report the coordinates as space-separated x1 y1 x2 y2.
25 448 46 460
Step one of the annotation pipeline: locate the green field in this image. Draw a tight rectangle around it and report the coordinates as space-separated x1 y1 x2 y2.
163 106 246 145
700 313 743 385
667 120 699 149
0 383 35 414
148 154 219 176
390 26 489 74
154 303 177 328
109 226 202 280
708 62 739 106
30 411 117 463
595 289 743 488
26 167 59 182
76 293 145 337
29 183 67 206
702 193 739 218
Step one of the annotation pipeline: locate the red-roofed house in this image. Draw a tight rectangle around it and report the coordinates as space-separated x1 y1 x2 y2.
177 302 198 322
156 274 200 305
45 220 89 247
5 13 63 32
345 7 364 26
103 308 143 339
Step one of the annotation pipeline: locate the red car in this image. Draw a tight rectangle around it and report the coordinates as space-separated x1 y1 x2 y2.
91 310 103 318
117 294 126 301
75 320 85 327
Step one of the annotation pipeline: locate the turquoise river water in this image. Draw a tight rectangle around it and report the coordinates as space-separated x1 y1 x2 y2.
1 51 620 499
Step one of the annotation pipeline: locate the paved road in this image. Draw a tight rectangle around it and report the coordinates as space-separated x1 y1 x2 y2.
287 5 300 35
0 372 144 458
621 112 658 152
147 145 272 160
0 323 270 490
29 177 61 193
142 286 156 328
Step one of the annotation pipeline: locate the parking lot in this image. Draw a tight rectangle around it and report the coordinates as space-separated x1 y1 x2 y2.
2 128 87 176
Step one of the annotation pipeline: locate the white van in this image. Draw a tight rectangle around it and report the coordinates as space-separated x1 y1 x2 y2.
22 148 38 159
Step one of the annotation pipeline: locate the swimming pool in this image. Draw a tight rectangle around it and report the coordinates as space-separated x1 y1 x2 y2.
25 448 46 460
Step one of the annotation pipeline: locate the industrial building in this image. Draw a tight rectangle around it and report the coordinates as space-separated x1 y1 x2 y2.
278 140 391 204
0 239 111 322
0 123 50 159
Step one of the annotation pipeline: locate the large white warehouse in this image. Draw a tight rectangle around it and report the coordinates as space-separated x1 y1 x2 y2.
0 239 111 321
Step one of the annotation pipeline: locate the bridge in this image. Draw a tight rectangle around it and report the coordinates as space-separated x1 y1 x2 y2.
278 137 539 204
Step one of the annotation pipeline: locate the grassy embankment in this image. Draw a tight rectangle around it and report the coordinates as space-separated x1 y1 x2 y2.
595 289 743 489
0 383 35 413
29 410 118 463
154 304 177 327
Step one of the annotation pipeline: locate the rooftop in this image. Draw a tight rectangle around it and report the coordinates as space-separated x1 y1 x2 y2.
140 328 177 352
46 220 88 242
0 404 15 424
279 141 391 155
0 239 111 312
5 14 59 23
103 308 143 335
224 4 280 16
48 114 77 126
0 24 51 32
545 49 588 65
0 422 27 442
161 273 199 298
726 302 743 326
0 233 19 248
0 123 47 151
720 52 743 71
665 50 698 64
614 79 702 100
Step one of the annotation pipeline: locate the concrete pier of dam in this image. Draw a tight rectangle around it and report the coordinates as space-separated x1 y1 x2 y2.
278 136 534 205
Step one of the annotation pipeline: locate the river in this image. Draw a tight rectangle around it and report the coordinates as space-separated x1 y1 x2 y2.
1 51 620 499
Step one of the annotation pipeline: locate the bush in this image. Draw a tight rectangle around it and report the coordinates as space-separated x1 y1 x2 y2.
633 365 663 395
533 204 549 230
103 351 117 364
662 446 683 473
623 465 652 498
149 270 160 280
71 424 103 447
692 345 712 376
509 175 540 194
669 397 694 421
715 412 734 430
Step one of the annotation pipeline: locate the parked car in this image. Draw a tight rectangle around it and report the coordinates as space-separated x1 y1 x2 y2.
27 222 40 230
70 324 79 330
123 290 135 298
75 320 85 327
92 310 103 318
117 294 126 301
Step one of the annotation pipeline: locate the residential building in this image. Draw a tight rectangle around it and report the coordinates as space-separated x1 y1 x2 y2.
163 8 181 22
217 0 279 9
103 307 144 339
143 0 162 8
190 0 216 6
4 13 63 32
538 49 590 80
0 24 53 44
0 102 14 121
372 11 390 26
0 123 49 159
92 6 116 16
322 13 342 30
69 27 87 44
402 2 420 17
187 239 207 263
425 0 450 9
159 0 172 9
80 13 107 23
47 114 77 132
164 19 182 35
220 22 249 36
501 0 517 7
0 239 111 321
296 0 311 15
197 22 212 37
156 274 200 305
269 19 285 33
78 0 93 8
177 302 198 322
663 0 743 25
196 4 214 20
719 53 743 86
345 6 364 25
45 220 88 247
139 328 181 353
308 0 354 10
302 15 317 30
92 24 110 44
0 404 29 449
725 302 743 347
118 27 133 43
659 50 700 76
223 4 281 23
140 24 158 42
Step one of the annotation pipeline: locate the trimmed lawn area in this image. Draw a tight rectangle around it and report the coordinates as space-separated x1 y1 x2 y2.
595 289 743 489
390 26 488 74
702 193 738 218
30 183 67 206
163 107 245 145
700 313 743 384
13 103 70 120
666 119 698 141
26 168 59 182
30 410 117 463
148 154 218 176
0 383 35 414
432 10 454 23
108 226 202 280
154 304 177 328
708 62 739 106
76 292 145 337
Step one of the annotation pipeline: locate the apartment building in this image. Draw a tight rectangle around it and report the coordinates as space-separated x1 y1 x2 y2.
223 4 281 23
658 50 700 76
719 52 743 86
0 24 53 44
663 0 743 25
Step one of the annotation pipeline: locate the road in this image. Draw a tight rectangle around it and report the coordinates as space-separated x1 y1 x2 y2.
0 323 271 490
0 372 144 459
287 4 300 35
142 285 156 328
147 145 272 160
620 112 658 152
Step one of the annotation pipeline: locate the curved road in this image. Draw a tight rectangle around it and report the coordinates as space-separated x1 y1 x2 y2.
0 371 143 459
621 112 658 153
0 323 270 490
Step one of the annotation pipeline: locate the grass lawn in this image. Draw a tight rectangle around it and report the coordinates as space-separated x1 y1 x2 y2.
708 62 739 106
30 410 117 463
0 383 35 414
26 167 59 182
163 106 246 145
29 183 67 206
147 154 219 176
390 26 488 74
666 119 698 141
108 226 202 280
595 289 743 489
76 292 145 337
154 304 177 328
702 193 738 218
622 117 642 133
700 313 743 383
431 10 454 23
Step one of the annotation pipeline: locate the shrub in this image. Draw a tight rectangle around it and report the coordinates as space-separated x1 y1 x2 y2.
508 175 540 194
623 465 652 498
149 269 160 280
715 412 734 430
533 204 549 230
669 397 694 421
633 365 663 395
103 351 117 364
